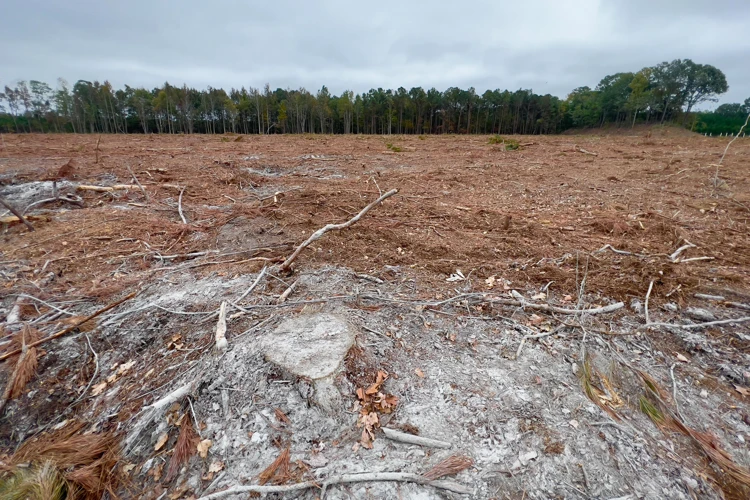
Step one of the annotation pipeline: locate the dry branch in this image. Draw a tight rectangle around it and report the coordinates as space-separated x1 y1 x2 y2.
502 291 624 315
515 324 565 359
76 184 139 193
0 291 136 362
215 302 228 351
278 188 398 272
197 472 472 499
94 135 101 164
574 145 598 156
643 316 750 330
22 193 84 214
178 187 187 224
276 280 298 304
126 165 149 202
644 280 654 325
382 428 452 449
0 195 35 232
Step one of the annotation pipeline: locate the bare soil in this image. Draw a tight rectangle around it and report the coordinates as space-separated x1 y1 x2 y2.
1 130 749 499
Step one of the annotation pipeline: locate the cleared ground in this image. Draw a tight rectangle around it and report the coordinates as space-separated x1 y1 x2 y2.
1 130 749 499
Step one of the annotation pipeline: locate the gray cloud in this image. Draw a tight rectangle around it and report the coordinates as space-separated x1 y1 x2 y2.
2 0 748 107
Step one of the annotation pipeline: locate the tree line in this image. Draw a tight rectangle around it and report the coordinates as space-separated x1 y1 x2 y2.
0 59 742 136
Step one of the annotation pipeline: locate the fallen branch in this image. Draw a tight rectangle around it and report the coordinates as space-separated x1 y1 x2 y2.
503 291 624 315
94 135 101 164
382 428 452 449
515 324 565 359
574 145 598 156
0 195 35 232
126 165 149 202
0 291 136 362
215 302 228 351
644 280 654 325
76 184 140 193
276 279 298 304
197 472 472 499
643 316 750 330
278 188 398 272
669 240 696 262
68 333 99 407
178 187 187 224
22 193 85 214
124 380 197 454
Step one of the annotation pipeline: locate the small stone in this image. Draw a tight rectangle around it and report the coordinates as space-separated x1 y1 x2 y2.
663 302 678 312
683 477 699 490
700 389 708 398
569 419 579 429
519 450 538 466
685 307 716 322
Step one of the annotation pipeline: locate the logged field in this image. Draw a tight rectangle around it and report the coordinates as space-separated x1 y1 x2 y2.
1 131 750 499
2 130 749 300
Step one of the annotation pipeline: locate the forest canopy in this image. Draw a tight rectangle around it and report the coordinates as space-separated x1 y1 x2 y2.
0 58 743 136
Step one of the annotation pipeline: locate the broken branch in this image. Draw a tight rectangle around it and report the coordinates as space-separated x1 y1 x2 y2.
126 165 149 202
502 292 623 315
382 428 452 449
278 188 398 272
197 472 472 499
76 184 140 193
574 145 598 156
0 291 136 362
0 195 35 232
178 187 187 224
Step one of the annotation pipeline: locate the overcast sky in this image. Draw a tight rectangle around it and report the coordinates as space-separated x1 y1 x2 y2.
3 0 749 108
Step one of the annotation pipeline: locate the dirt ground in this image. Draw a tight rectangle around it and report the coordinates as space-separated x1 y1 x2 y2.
1 130 749 499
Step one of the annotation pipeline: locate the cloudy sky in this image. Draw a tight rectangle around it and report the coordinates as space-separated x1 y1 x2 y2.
3 0 749 107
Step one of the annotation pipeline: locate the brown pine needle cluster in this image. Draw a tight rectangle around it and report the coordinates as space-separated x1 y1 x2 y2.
164 417 199 482
422 455 474 481
258 447 291 485
0 325 40 413
3 421 121 499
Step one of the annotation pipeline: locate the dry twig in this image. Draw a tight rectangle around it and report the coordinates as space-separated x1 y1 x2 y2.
0 292 137 362
278 188 398 272
178 187 187 224
0 195 35 232
126 165 149 202
382 428 451 449
197 472 472 498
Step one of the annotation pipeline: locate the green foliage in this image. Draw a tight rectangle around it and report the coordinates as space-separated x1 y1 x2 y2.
0 59 733 135
488 135 520 150
385 142 403 152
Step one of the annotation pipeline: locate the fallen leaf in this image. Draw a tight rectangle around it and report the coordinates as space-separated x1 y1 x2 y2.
562 295 573 302
528 314 544 326
118 359 136 374
122 463 136 474
91 382 107 396
415 368 425 378
735 385 750 396
676 353 689 363
208 460 224 473
154 432 169 451
485 275 496 289
197 439 212 458
531 292 547 300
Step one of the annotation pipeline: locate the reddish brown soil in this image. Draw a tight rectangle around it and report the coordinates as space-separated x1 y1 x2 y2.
2 130 749 306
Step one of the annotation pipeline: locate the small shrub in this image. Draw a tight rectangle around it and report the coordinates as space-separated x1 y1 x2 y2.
418 135 426 140
488 135 520 150
386 143 404 153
